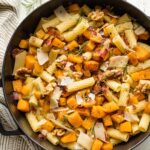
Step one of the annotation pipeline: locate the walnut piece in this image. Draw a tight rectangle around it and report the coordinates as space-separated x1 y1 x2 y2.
51 128 66 137
12 48 24 58
88 10 104 21
15 67 32 79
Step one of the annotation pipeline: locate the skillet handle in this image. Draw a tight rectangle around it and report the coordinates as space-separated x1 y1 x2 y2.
0 103 23 136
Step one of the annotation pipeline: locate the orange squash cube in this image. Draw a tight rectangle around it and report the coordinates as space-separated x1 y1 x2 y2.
91 106 106 118
92 139 103 150
17 99 30 112
67 112 83 128
119 121 132 132
41 120 54 132
61 132 77 143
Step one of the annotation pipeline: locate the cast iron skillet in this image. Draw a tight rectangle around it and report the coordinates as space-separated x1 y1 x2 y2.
0 0 150 149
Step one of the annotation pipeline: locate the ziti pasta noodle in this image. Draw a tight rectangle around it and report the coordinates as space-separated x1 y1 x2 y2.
12 4 150 150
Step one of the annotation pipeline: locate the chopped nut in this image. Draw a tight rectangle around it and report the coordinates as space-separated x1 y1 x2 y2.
12 48 24 58
15 68 32 79
88 10 104 21
52 129 66 137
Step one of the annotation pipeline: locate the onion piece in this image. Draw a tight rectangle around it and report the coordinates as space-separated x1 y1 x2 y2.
50 87 62 109
94 122 106 142
109 56 129 68
54 5 71 22
124 111 139 122
88 93 95 101
37 48 49 65
76 93 84 105
77 132 93 150
49 118 74 132
51 107 69 112
59 77 74 86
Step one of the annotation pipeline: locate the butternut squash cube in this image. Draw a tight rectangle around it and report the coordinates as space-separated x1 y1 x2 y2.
131 69 150 81
82 117 95 130
91 106 106 118
67 112 83 128
12 80 22 93
41 120 54 132
52 38 65 48
66 40 79 51
61 132 77 143
103 115 113 127
68 54 83 64
92 139 103 150
119 121 132 132
67 96 78 109
19 39 29 49
17 99 30 112
84 60 99 71
25 55 36 70
103 102 119 113
102 143 113 150
111 113 124 124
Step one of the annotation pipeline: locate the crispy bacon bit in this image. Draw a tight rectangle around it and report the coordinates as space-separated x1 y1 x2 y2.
38 133 46 141
12 48 24 58
47 27 64 40
13 92 20 100
15 67 32 79
98 69 123 81
88 10 104 21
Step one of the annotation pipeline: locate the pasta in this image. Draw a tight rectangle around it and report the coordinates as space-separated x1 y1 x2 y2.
107 128 129 142
63 17 89 42
139 113 150 132
56 14 80 33
119 83 130 106
66 77 95 93
12 4 150 150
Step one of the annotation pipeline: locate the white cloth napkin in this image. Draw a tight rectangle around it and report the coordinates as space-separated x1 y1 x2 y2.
0 1 46 150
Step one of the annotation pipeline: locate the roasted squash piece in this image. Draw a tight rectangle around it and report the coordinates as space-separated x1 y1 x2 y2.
67 111 83 128
17 99 30 112
61 132 77 143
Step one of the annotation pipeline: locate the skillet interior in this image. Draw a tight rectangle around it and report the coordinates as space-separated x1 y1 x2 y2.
2 0 150 149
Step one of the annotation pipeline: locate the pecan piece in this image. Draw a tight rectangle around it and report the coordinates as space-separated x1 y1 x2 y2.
15 67 32 79
88 10 104 21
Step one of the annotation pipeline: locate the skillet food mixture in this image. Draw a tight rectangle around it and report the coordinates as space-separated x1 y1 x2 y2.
12 4 150 150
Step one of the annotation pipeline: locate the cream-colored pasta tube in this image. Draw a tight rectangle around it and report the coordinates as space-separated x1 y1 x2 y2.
33 77 45 93
46 61 57 75
110 138 122 145
29 95 38 107
112 35 128 53
29 36 43 48
139 113 150 132
104 24 118 38
106 80 121 92
56 14 80 33
47 132 59 145
132 123 140 135
119 83 130 106
104 89 119 103
42 17 61 32
134 100 147 113
26 112 40 132
40 71 55 83
66 77 95 93
127 59 150 74
122 75 133 85
49 49 60 64
63 17 89 42
107 128 129 142
125 29 137 48
115 22 133 33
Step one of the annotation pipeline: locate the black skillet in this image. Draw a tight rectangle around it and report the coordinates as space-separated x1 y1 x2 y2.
0 0 150 149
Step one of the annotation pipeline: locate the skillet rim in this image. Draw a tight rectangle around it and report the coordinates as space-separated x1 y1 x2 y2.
2 0 150 149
